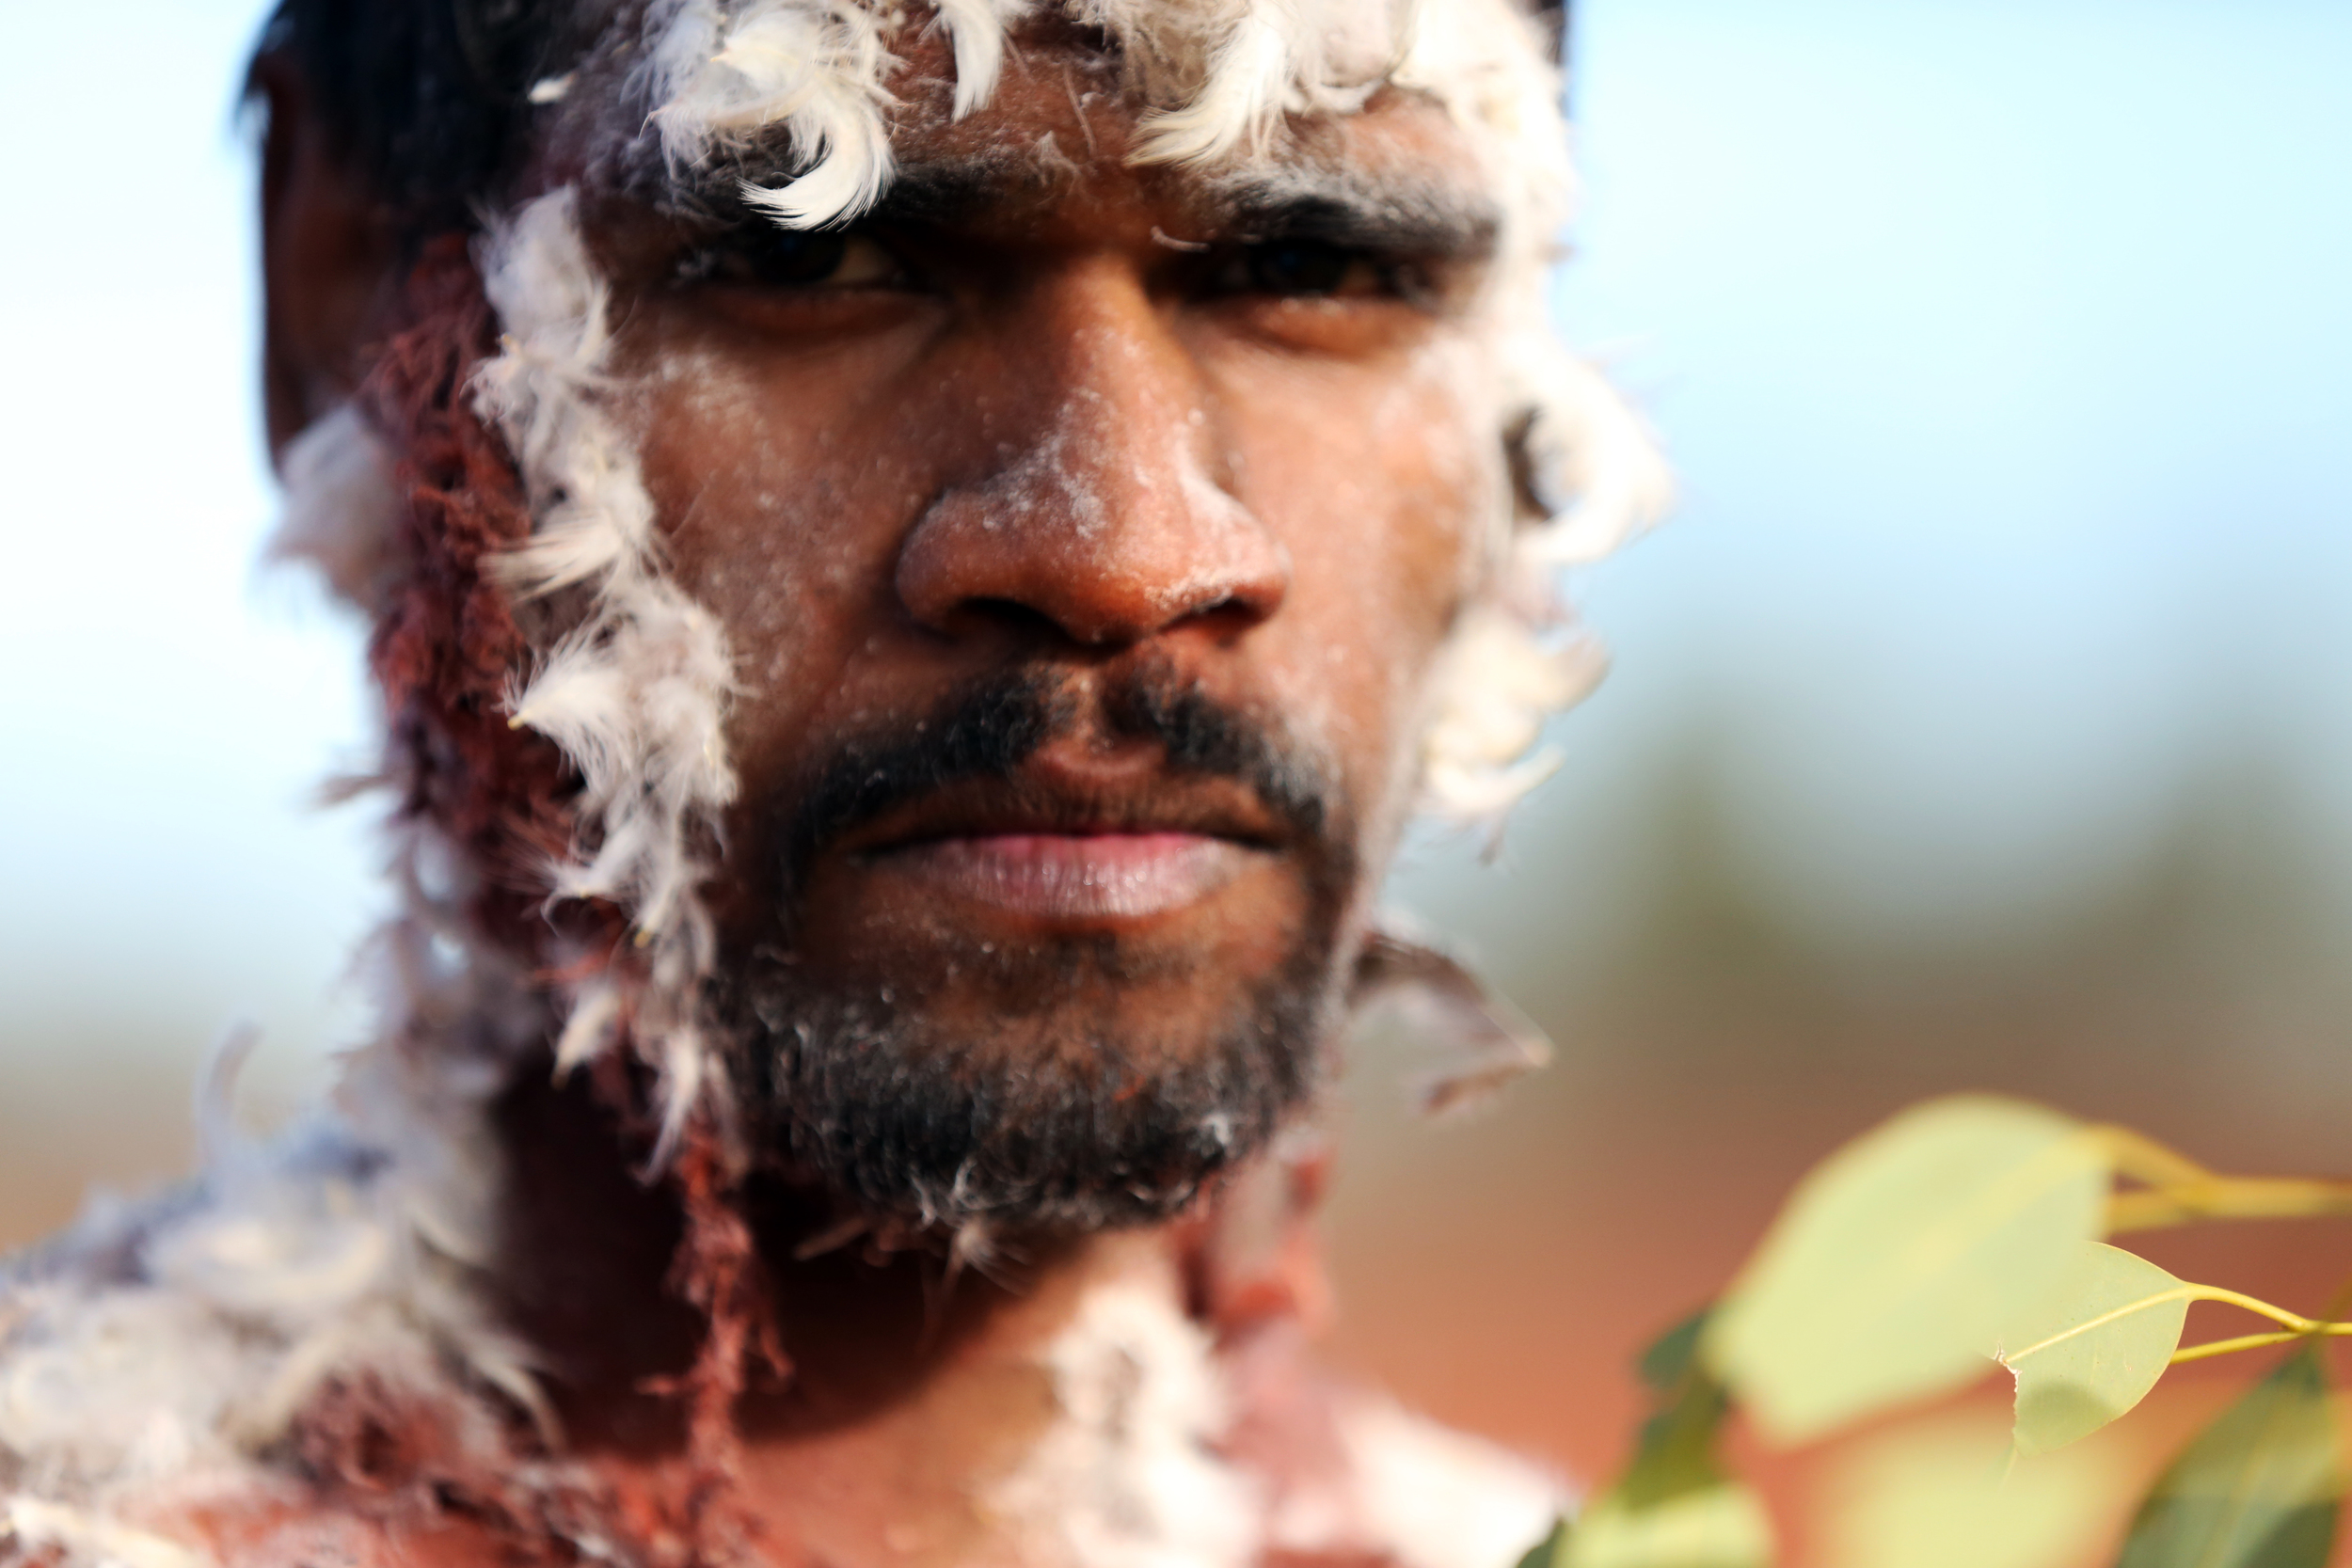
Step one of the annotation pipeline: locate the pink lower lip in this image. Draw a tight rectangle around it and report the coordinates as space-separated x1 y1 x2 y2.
878 832 1256 921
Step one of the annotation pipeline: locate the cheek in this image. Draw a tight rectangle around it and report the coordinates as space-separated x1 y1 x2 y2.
1216 339 1503 784
626 344 840 678
612 333 922 785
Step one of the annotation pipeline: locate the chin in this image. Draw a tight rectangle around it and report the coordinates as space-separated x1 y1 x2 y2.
715 916 1349 1238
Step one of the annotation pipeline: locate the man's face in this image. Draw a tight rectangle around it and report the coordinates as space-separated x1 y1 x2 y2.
537 24 1511 1229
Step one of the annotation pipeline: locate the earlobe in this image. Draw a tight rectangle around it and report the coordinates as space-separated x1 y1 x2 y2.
254 52 396 467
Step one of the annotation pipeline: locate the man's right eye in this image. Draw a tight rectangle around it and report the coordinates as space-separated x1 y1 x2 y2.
675 226 907 291
1244 239 1370 298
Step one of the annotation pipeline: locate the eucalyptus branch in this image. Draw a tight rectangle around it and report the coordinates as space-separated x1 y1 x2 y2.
2090 1126 2218 1189
2106 1179 2352 1233
2086 1127 2352 1232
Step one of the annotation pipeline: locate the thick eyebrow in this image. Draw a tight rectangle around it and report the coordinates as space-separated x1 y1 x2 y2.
870 156 1065 227
659 144 1502 262
649 148 1057 230
1207 168 1503 260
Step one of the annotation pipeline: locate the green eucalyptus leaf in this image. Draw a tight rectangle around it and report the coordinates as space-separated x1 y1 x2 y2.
1564 1333 1775 1568
1639 1309 1712 1397
1820 1415 2127 1568
1995 1243 2190 1457
2117 1347 2342 1568
1705 1095 2106 1445
1564 1483 1774 1568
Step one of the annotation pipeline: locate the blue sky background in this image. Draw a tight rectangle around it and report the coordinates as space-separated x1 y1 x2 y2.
2 0 2347 1111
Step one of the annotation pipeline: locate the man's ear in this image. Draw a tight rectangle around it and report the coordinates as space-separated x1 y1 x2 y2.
254 52 398 468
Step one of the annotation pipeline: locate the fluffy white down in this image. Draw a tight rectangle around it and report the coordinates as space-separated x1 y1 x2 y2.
0 967 554 1562
984 1284 1263 1568
475 188 742 1164
986 1285 1566 1568
265 403 405 612
1330 1398 1565 1568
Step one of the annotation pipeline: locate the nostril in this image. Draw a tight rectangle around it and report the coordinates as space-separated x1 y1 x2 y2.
941 595 1075 643
897 425 1291 647
1184 595 1264 640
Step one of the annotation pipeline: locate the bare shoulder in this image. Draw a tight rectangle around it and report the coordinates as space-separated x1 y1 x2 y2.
0 1130 530 1568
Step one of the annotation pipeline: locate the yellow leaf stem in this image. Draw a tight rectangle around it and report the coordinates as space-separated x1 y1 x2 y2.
2162 1285 2352 1365
2106 1179 2352 1235
2169 1332 2352 1368
2090 1126 2219 1189
2090 1124 2352 1233
2176 1286 2352 1336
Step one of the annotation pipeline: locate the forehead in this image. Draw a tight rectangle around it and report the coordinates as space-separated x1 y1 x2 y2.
540 8 1498 238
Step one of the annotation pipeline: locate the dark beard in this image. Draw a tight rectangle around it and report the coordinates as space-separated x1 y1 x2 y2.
713 665 1357 1237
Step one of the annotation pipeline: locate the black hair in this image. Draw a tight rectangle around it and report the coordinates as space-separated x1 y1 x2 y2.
249 0 1570 241
248 0 596 238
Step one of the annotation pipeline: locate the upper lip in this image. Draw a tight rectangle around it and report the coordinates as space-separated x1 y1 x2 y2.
836 771 1287 860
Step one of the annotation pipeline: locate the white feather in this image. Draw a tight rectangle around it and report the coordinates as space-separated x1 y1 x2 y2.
497 511 630 602
3 1498 205 1568
1131 3 1296 166
984 1283 1261 1568
506 639 637 800
267 403 403 611
553 978 625 1076
649 1027 708 1172
1511 350 1674 570
476 191 742 1136
649 0 898 229
929 0 1033 117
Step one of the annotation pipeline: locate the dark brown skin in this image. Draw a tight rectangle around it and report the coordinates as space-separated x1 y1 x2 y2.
566 35 1508 1076
250 16 1516 1566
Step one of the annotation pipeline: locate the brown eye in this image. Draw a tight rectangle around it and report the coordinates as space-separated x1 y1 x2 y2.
679 226 906 291
1246 239 1354 296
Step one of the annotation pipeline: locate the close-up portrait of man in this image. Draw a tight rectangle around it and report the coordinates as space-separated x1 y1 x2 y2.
0 1 1667 1562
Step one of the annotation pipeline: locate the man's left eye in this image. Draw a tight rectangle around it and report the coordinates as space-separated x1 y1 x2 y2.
1236 239 1391 300
677 226 907 291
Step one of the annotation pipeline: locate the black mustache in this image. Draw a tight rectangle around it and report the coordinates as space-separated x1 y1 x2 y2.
779 666 1335 883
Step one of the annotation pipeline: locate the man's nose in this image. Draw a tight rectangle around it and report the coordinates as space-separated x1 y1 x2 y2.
895 262 1292 648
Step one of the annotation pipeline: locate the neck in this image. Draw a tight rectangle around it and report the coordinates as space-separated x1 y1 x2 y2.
484 1063 1320 1563
488 1064 1089 1439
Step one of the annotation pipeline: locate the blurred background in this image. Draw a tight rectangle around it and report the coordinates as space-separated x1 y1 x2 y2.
3 0 2349 1560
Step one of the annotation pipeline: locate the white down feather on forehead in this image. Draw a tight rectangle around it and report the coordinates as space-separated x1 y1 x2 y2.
644 0 1438 224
